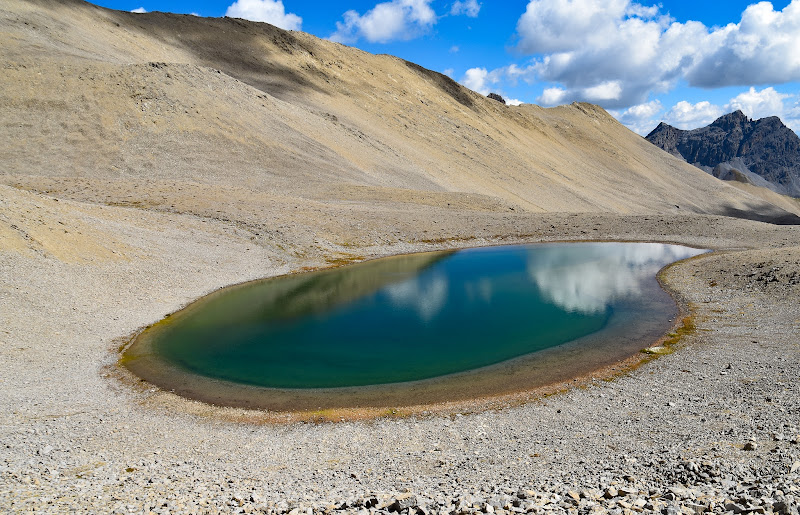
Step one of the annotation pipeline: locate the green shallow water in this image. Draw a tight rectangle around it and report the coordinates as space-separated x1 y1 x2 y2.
125 242 705 394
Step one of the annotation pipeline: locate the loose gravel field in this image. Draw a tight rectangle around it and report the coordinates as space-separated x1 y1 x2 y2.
2 184 798 514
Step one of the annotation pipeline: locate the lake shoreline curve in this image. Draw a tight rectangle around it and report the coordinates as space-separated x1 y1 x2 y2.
116 240 709 421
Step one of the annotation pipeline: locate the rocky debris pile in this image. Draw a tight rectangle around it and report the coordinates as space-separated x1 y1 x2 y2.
732 262 800 289
205 452 800 514
700 255 800 295
230 474 800 514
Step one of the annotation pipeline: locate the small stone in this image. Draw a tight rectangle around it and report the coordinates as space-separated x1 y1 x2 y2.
389 494 417 513
772 500 797 515
724 502 746 514
516 489 532 500
684 503 706 515
743 442 758 451
604 487 618 499
567 491 580 502
791 461 800 474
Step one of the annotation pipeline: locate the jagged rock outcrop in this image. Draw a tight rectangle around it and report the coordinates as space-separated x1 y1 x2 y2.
487 92 506 104
646 111 800 197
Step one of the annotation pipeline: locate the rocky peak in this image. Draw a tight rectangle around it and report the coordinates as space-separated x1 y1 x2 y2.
711 110 750 131
645 122 683 156
645 111 800 197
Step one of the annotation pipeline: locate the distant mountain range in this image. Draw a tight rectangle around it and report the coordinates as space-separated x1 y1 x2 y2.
646 111 800 197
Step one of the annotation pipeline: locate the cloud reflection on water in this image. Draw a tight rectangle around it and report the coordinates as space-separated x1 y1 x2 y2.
383 243 703 321
527 243 703 314
384 274 449 321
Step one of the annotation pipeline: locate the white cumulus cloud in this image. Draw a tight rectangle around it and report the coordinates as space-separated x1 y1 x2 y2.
461 67 496 95
664 101 725 130
727 87 793 120
513 0 800 109
130 7 147 13
609 100 663 135
517 0 656 54
460 68 521 104
330 0 436 44
225 0 302 30
583 81 622 102
538 87 568 105
687 1 800 87
451 0 481 17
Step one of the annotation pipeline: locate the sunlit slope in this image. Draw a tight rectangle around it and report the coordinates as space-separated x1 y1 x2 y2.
1 0 795 221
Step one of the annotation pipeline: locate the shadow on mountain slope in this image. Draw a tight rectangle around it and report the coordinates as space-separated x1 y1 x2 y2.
715 203 800 225
107 9 328 102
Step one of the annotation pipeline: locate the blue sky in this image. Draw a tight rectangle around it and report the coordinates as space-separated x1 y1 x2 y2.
93 0 800 135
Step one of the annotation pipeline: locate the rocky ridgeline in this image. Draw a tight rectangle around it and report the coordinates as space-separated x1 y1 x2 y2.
645 111 800 197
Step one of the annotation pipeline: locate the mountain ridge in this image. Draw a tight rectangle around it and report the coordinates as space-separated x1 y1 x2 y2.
645 111 800 197
1 0 799 229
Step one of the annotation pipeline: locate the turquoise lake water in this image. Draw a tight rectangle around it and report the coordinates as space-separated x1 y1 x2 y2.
128 242 704 392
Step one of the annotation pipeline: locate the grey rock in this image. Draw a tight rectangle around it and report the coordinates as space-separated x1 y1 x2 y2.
773 500 800 515
388 494 418 513
662 505 681 515
645 110 800 198
724 502 747 514
603 487 618 499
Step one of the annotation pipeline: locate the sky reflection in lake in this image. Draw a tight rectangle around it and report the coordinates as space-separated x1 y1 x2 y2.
127 242 705 390
527 243 704 314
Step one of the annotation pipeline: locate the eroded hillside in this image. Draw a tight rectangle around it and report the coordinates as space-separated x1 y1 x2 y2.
2 0 799 259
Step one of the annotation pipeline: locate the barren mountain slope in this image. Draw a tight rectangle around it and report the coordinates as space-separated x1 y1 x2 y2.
2 0 797 236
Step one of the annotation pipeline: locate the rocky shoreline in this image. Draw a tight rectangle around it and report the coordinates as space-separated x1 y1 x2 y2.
2 186 799 514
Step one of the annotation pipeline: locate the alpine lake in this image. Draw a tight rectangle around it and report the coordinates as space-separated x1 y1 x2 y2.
122 242 706 411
